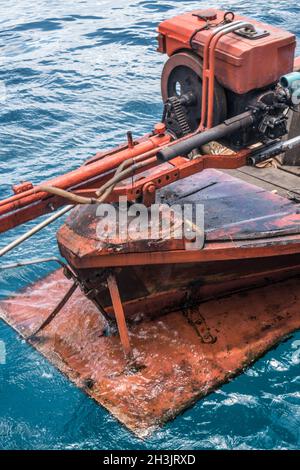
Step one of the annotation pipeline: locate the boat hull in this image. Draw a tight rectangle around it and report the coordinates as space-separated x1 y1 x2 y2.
72 253 300 321
57 168 300 320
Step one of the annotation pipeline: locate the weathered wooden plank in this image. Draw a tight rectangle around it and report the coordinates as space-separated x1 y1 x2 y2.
280 61 300 165
225 166 300 198
237 167 300 192
277 165 300 177
224 169 287 196
281 108 300 165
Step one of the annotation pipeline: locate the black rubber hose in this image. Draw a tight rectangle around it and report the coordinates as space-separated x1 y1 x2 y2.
157 111 255 162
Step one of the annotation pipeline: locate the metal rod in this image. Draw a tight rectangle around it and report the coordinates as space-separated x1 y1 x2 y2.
29 281 78 338
107 274 132 358
0 257 67 270
0 205 73 258
207 22 255 129
248 135 300 165
199 20 248 130
157 111 254 162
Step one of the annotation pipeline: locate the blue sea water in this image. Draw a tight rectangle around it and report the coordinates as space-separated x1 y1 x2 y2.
0 0 300 450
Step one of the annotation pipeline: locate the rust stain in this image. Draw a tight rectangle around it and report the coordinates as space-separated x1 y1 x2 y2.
0 269 299 437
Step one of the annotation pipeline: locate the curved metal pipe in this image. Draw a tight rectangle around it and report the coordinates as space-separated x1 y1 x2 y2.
37 185 98 205
206 22 256 128
199 20 246 129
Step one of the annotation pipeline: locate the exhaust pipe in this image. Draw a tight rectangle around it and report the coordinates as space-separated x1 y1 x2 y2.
157 111 255 162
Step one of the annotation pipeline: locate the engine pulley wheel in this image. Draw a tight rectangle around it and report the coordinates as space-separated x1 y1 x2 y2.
161 51 227 130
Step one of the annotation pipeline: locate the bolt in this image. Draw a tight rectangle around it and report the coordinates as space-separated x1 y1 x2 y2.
154 122 166 135
147 184 156 193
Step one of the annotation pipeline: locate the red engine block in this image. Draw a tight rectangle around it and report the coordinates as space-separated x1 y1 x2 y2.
157 8 296 94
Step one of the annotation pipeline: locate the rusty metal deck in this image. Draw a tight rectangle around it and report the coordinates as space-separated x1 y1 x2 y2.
1 269 299 437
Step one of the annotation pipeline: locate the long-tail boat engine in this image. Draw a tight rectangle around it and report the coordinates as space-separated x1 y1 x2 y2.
157 9 298 160
1 8 300 359
2 8 300 434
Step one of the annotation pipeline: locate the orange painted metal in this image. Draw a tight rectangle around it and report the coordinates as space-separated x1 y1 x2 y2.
55 168 300 326
200 21 246 129
112 150 250 204
12 181 33 194
158 9 296 94
107 274 132 358
0 16 298 237
0 132 171 232
1 269 299 436
294 56 300 71
60 239 300 269
199 24 219 130
0 135 168 209
1 51 300 234
0 147 250 233
206 23 255 129
57 168 300 273
0 10 300 438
